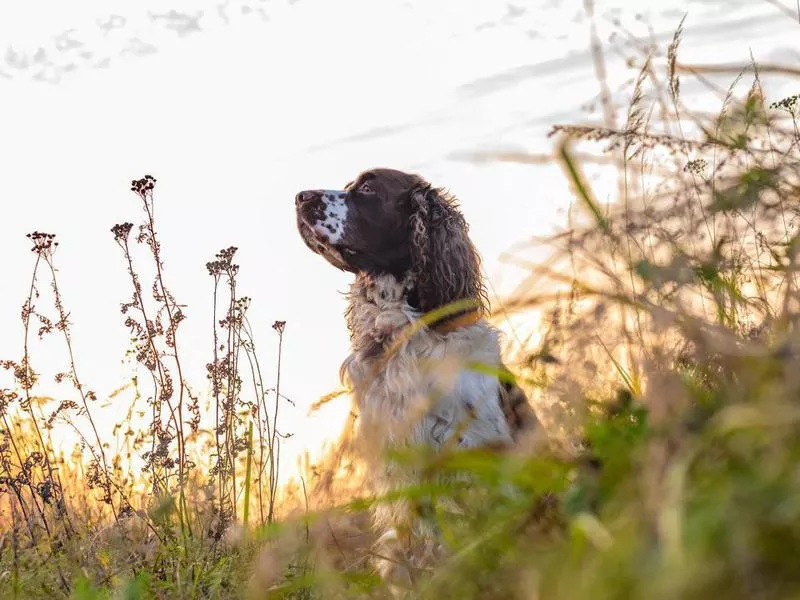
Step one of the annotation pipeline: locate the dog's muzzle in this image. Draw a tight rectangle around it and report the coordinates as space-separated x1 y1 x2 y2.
295 189 349 244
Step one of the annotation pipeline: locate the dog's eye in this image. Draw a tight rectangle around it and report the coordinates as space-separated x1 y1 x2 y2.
358 182 374 194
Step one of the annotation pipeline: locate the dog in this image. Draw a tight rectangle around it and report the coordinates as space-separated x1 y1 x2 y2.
295 168 537 589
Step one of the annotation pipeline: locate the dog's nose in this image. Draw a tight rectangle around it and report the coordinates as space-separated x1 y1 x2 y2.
295 190 319 206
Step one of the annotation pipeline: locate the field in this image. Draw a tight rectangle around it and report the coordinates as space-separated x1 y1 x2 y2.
3 27 800 599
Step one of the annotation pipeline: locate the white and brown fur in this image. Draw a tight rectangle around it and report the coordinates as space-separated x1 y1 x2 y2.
295 168 537 588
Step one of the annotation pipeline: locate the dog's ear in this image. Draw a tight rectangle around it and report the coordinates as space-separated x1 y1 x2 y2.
408 185 486 315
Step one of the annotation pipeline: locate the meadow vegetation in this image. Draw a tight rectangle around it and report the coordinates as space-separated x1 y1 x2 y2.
3 25 800 600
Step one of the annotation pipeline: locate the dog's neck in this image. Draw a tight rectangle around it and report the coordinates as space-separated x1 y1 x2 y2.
345 272 482 346
346 272 417 321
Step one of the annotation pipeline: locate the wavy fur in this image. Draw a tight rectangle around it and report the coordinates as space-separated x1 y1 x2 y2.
408 184 488 315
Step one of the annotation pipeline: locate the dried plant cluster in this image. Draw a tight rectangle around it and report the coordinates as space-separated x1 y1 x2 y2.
2 20 800 600
1 176 291 597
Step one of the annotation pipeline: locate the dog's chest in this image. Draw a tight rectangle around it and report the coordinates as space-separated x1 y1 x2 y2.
342 279 513 449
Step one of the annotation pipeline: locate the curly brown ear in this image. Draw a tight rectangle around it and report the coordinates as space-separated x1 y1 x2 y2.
408 185 487 315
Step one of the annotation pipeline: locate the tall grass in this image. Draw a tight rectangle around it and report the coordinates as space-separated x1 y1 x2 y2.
3 23 800 600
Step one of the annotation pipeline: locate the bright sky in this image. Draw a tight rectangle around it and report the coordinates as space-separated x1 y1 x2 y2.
0 0 797 483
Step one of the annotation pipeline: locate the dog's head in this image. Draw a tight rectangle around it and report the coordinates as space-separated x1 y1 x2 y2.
295 168 486 314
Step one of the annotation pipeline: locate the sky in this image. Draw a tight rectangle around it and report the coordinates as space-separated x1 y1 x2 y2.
0 0 798 483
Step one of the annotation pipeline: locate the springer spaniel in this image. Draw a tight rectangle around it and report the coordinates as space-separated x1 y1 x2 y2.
295 168 537 588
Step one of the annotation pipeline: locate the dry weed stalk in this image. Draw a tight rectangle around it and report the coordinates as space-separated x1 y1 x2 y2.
112 175 197 542
206 245 290 536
